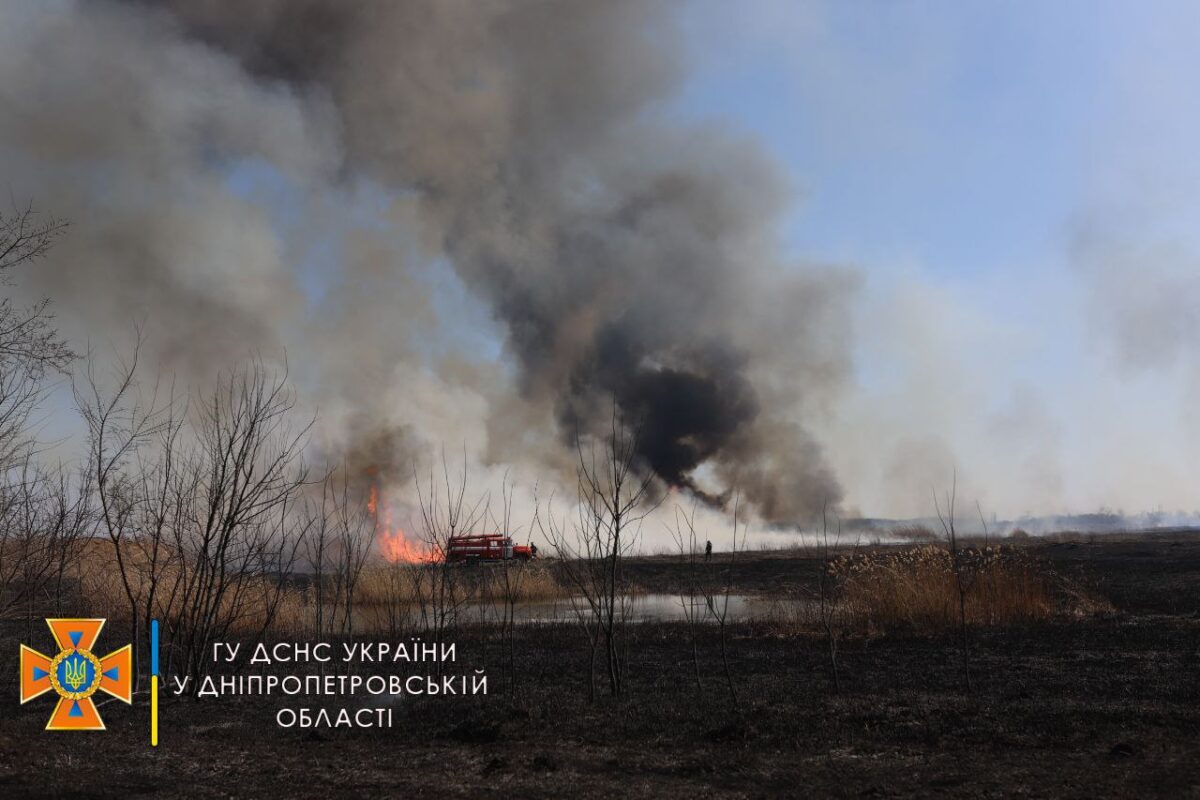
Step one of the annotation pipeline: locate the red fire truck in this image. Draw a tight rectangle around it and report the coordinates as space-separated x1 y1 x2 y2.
445 534 534 563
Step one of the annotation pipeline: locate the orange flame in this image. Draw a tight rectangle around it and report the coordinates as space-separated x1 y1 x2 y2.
369 485 437 564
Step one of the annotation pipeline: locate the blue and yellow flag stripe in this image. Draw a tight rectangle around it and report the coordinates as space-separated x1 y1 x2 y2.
150 619 159 746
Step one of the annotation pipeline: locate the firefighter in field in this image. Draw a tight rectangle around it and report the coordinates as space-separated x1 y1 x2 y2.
705 540 712 561
530 542 538 558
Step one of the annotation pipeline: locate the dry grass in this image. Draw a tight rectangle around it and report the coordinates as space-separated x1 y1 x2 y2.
71 537 305 636
829 544 1059 633
354 560 566 607
71 539 572 638
67 535 571 637
60 536 1113 641
308 559 569 634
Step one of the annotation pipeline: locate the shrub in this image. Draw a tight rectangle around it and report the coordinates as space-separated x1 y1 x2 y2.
829 544 1054 633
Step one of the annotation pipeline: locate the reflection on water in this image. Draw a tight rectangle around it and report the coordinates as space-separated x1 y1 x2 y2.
465 593 811 625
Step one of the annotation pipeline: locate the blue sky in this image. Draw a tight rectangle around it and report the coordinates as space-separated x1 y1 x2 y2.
679 2 1123 272
217 0 1200 518
659 1 1200 516
27 0 1199 522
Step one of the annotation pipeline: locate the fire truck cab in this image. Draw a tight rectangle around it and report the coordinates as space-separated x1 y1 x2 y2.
445 534 533 563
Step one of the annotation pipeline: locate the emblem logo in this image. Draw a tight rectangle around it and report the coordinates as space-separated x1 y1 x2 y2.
20 619 132 730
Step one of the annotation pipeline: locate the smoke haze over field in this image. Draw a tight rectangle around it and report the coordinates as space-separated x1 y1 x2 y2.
2 1 1200 539
0 0 851 526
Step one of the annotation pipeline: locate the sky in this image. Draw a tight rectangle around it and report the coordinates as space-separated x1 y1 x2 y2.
6 0 1200 541
680 2 1118 270
662 0 1200 518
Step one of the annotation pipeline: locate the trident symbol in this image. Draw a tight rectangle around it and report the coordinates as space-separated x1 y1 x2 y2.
63 655 88 691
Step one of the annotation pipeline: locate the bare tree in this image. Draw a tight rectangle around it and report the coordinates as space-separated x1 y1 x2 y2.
537 491 605 701
0 462 91 624
303 471 371 643
412 448 489 669
815 500 848 694
669 501 707 694
41 467 94 616
74 336 170 691
934 471 976 694
333 472 373 640
169 359 313 689
77 348 313 691
0 203 78 627
0 204 73 375
701 494 746 704
249 492 311 646
303 484 335 640
542 407 658 698
491 471 528 695
377 560 412 638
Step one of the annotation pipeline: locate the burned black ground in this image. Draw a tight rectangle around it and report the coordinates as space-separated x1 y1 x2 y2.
0 533 1198 798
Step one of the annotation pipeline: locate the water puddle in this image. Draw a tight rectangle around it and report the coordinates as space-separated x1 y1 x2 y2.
463 593 812 625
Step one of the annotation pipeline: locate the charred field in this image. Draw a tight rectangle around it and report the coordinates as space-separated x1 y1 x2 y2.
5 2 1200 798
1 532 1198 799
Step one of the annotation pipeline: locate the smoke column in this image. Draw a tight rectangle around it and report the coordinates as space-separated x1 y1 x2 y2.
0 0 855 523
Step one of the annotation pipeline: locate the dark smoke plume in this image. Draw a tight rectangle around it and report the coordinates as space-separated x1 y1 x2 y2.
2 0 854 523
